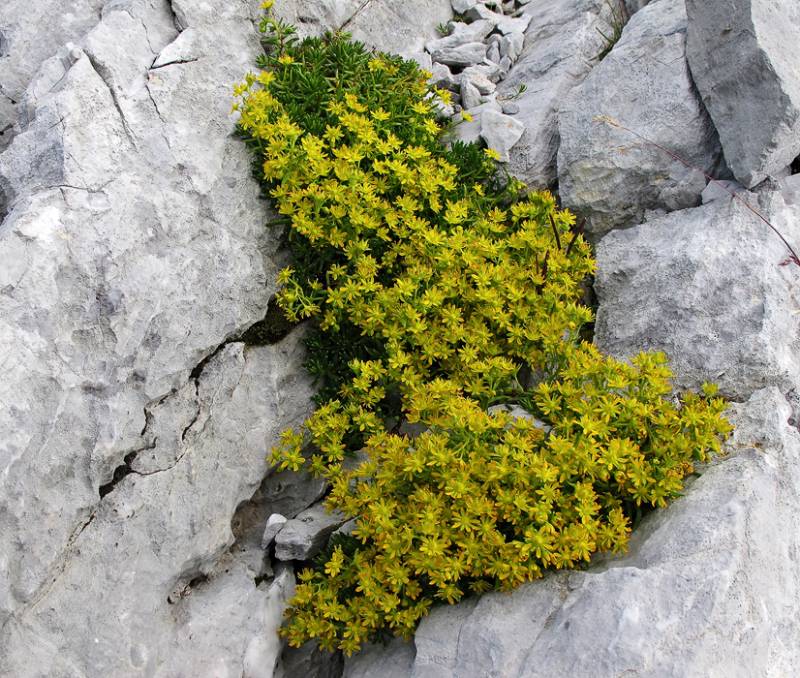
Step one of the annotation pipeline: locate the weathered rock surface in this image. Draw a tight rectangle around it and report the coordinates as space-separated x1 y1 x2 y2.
274 502 348 562
345 0 452 63
499 0 622 188
0 0 322 674
480 109 525 162
0 335 315 676
595 190 800 400
558 0 723 237
345 386 800 677
0 0 106 148
686 0 800 188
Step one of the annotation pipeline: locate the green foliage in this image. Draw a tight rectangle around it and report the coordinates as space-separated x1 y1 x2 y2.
595 0 629 62
234 11 731 656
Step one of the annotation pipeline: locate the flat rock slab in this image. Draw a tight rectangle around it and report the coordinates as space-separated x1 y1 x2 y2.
686 0 800 188
594 189 800 400
558 0 722 237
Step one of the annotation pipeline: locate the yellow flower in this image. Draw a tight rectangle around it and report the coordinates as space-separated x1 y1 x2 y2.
278 54 295 65
461 111 474 122
260 0 274 8
484 147 501 162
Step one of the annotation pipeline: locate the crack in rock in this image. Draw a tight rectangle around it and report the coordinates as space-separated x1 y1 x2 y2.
149 57 199 70
83 52 137 146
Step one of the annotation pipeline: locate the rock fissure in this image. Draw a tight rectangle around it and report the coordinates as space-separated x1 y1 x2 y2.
83 52 137 147
148 57 200 70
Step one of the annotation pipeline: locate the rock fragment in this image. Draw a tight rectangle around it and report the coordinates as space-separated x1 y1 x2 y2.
480 110 525 161
274 503 349 561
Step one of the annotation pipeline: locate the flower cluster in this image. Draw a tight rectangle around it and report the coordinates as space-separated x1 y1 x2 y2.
234 18 731 655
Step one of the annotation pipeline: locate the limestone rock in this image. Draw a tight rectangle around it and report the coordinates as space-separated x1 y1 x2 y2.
460 78 483 110
0 1 318 674
281 641 344 678
686 0 800 188
701 179 746 205
625 0 650 14
450 99 502 145
429 62 459 90
465 5 533 34
260 465 329 519
271 0 362 40
344 387 800 676
274 502 349 561
558 0 723 237
343 638 416 678
346 0 452 61
428 41 487 68
480 110 525 162
425 19 494 53
595 191 800 400
499 0 622 188
0 336 315 676
0 0 106 148
262 513 288 549
461 65 497 94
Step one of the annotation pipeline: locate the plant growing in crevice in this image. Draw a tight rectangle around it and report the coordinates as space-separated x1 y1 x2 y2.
234 7 731 655
595 0 629 62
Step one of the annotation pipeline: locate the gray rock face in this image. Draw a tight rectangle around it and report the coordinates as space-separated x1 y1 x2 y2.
0 0 106 148
558 0 723 237
595 191 800 400
0 0 321 674
346 0 452 62
686 0 800 188
0 335 315 676
345 386 800 677
499 0 622 188
0 0 274 629
274 502 348 562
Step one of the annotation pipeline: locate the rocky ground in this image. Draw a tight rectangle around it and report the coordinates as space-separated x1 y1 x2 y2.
1 0 799 676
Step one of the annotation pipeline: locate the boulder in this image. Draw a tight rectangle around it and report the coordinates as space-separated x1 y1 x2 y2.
594 190 800 400
557 0 723 237
274 502 349 561
686 0 800 188
498 0 623 188
344 386 800 676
